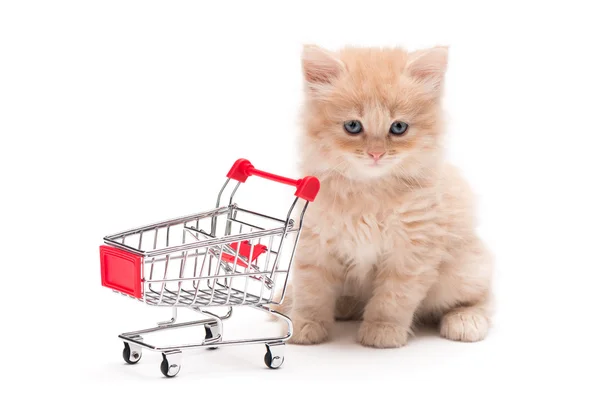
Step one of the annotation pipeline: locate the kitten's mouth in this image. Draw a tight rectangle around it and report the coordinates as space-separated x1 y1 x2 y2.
367 160 389 167
352 156 395 171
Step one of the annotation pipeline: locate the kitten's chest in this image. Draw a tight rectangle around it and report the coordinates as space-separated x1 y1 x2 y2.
312 204 399 266
303 181 441 271
336 212 384 266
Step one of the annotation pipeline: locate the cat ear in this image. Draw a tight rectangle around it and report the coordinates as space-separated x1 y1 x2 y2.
301 44 345 86
406 46 448 93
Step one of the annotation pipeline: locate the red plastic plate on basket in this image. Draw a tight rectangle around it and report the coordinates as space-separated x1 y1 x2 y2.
221 241 267 268
99 245 143 298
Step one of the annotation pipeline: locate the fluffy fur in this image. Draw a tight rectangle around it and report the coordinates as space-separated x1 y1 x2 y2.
276 45 493 348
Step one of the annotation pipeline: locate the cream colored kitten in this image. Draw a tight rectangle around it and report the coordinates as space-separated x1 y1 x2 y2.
277 45 493 348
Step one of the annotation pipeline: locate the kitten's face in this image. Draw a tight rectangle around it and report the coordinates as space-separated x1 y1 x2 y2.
301 46 447 181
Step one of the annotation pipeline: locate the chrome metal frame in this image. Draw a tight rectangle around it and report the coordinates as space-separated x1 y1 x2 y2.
103 177 310 376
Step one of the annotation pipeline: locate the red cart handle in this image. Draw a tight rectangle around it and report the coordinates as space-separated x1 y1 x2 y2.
227 158 320 202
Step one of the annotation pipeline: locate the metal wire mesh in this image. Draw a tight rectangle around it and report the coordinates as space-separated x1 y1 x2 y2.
104 204 299 307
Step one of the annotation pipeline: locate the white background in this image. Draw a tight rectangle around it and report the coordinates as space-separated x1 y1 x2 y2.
1 1 599 398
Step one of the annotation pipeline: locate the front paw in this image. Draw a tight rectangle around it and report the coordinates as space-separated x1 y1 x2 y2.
440 309 489 342
289 317 329 345
358 321 408 348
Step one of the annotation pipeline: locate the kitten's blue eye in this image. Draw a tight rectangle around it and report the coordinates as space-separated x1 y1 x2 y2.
390 121 409 135
344 120 363 134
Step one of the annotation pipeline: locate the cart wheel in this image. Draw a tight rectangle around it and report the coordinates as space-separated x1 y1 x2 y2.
160 351 182 378
122 342 142 364
204 322 220 350
264 343 285 369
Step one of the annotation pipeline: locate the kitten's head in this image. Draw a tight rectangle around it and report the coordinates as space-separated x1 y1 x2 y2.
300 45 448 182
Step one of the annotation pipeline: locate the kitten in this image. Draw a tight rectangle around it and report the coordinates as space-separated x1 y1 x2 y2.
276 45 494 348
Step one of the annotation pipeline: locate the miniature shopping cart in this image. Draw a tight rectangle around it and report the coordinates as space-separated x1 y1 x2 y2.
99 158 319 377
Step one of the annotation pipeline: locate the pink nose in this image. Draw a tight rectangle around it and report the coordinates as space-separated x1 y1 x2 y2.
368 151 386 161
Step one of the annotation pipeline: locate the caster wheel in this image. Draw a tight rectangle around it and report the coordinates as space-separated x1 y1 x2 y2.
160 352 182 378
204 324 214 340
122 342 142 364
264 346 284 369
205 323 219 350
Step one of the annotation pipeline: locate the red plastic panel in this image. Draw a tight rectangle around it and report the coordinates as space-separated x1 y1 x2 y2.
100 245 142 298
221 240 267 268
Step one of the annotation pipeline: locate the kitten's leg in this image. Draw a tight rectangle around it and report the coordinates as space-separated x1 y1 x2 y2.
288 261 343 345
358 268 436 348
420 239 494 342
